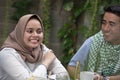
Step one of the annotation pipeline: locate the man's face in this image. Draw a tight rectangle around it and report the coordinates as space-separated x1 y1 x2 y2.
101 12 120 45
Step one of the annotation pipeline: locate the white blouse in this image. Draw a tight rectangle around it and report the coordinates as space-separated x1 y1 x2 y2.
0 45 69 80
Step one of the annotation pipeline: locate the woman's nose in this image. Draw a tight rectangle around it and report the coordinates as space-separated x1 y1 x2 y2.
32 31 38 36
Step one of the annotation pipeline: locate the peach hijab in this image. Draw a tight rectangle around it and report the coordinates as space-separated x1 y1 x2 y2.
1 14 44 63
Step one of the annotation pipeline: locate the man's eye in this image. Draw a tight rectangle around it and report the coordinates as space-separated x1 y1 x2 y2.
101 21 106 25
110 23 115 26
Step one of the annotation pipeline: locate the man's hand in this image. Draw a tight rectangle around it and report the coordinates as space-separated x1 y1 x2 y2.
94 73 104 80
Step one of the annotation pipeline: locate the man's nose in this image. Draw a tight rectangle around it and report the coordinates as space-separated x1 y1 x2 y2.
103 24 110 31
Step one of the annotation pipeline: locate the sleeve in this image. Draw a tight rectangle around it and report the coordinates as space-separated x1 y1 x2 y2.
42 44 70 80
68 36 93 70
0 48 47 80
48 58 70 80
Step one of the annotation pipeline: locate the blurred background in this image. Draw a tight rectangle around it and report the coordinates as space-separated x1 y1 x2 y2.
0 0 120 67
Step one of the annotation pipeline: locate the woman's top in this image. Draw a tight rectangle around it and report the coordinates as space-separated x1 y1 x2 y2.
0 44 69 80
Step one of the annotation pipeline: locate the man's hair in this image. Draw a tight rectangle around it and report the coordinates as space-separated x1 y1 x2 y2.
104 5 120 17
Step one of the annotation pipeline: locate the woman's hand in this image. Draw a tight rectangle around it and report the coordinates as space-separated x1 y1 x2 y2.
42 50 56 69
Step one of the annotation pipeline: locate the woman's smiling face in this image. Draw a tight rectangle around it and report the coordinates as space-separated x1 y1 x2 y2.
23 18 43 49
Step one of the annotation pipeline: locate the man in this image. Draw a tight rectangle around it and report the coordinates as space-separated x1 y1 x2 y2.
68 5 120 80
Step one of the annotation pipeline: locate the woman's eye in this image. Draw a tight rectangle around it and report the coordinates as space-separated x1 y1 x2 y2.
36 29 43 34
26 29 33 34
26 28 43 34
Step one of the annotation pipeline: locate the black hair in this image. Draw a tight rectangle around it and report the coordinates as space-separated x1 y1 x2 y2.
28 14 44 31
29 15 41 22
104 5 120 17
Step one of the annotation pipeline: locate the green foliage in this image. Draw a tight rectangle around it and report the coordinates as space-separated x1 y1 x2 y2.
11 0 32 21
40 0 51 45
58 23 76 66
85 0 100 38
63 1 74 11
58 0 90 66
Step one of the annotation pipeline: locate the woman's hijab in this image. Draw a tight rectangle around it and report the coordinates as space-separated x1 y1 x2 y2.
1 14 44 63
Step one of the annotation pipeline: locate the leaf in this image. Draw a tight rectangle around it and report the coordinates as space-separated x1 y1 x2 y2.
63 1 74 11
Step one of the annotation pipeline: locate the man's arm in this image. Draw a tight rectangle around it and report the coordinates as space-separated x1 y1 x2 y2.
67 37 93 79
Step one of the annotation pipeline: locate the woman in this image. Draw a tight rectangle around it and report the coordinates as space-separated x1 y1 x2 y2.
0 14 70 80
